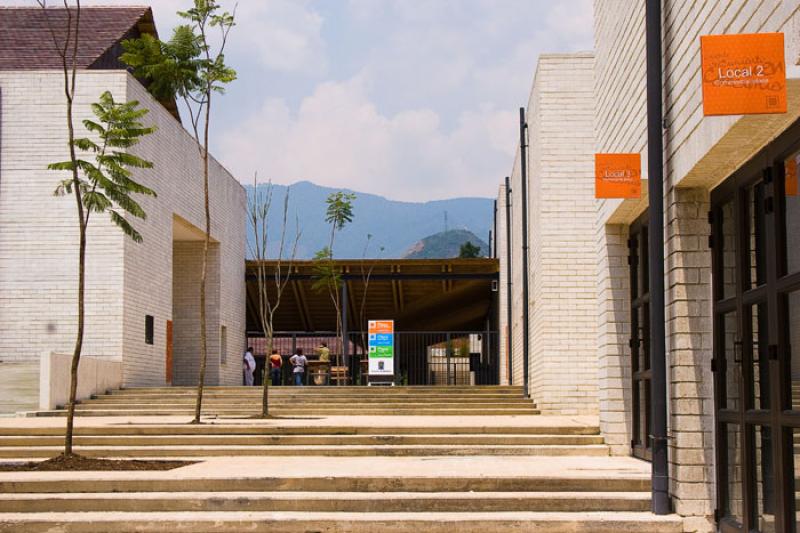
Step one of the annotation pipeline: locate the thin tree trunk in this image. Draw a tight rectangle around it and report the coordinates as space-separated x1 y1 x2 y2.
62 3 84 457
261 328 272 417
193 93 212 424
65 223 85 456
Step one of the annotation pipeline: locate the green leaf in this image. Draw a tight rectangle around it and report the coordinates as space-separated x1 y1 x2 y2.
109 210 143 243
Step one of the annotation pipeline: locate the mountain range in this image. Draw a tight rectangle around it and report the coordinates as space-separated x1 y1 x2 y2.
403 229 489 259
245 181 494 259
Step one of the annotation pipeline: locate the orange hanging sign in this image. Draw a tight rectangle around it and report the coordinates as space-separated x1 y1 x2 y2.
785 157 799 196
595 153 641 199
700 32 786 116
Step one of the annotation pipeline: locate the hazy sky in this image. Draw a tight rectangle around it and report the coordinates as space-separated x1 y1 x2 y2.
17 1 594 201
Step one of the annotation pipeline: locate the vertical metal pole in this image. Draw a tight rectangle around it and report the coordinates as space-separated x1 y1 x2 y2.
341 282 349 386
646 0 670 515
489 200 497 258
505 176 513 385
290 333 297 386
446 332 452 386
519 108 531 398
485 318 491 384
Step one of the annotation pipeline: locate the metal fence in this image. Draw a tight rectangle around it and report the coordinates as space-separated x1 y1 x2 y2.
247 331 499 386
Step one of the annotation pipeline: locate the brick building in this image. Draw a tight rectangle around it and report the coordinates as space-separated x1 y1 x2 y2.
497 1 800 531
0 7 246 394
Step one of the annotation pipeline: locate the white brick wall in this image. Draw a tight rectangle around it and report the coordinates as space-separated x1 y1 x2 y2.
0 71 128 363
593 1 800 529
499 53 598 414
0 70 246 388
496 183 510 385
125 76 246 387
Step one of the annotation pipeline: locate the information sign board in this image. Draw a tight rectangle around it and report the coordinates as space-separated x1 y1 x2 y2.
368 320 394 376
700 32 786 116
595 153 641 199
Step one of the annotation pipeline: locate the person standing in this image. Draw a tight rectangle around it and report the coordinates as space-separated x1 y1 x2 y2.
243 347 256 386
269 349 283 386
289 348 308 386
317 342 330 363
316 342 331 385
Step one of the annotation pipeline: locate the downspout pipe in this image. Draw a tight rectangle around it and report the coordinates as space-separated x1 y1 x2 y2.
504 176 513 385
646 0 670 515
492 199 497 258
519 108 530 399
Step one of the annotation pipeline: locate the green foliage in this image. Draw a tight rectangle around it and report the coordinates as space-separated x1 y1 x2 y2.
49 91 156 243
458 240 482 258
121 30 204 101
121 0 237 103
311 246 341 294
324 192 356 230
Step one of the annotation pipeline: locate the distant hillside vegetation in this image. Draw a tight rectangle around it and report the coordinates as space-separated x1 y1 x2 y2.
403 229 489 259
245 181 492 259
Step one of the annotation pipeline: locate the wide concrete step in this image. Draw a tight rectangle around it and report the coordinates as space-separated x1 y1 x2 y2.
0 434 604 446
102 390 525 396
0 491 651 513
111 385 523 395
36 408 541 417
87 396 532 404
75 401 535 409
0 443 611 458
0 475 649 494
0 425 599 437
0 511 685 533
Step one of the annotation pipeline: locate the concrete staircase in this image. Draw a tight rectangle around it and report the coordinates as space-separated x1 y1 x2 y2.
0 386 684 532
35 385 541 417
0 420 608 459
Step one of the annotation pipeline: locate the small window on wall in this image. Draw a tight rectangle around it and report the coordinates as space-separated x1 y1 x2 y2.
145 315 154 345
220 325 227 364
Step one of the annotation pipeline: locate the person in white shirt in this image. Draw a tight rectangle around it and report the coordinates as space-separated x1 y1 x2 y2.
243 347 256 386
289 348 308 386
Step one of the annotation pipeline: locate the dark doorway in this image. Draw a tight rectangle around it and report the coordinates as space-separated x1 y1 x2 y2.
629 212 652 461
710 125 800 533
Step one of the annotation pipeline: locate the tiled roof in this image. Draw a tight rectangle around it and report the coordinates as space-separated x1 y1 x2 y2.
0 6 153 70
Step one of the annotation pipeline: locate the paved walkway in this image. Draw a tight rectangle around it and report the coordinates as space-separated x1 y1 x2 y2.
1 414 598 428
0 454 649 482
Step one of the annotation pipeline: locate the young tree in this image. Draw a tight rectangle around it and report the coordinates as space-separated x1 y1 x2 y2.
459 241 482 258
248 178 301 417
38 1 157 457
357 235 384 377
122 0 236 424
312 192 356 380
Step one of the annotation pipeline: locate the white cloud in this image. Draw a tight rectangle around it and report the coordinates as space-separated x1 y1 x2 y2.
231 1 327 75
10 0 595 200
216 75 517 201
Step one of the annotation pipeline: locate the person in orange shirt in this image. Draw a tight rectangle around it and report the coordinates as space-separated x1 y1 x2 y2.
269 349 283 386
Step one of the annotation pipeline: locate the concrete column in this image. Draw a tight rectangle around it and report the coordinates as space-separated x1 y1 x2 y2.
596 223 633 456
665 187 715 532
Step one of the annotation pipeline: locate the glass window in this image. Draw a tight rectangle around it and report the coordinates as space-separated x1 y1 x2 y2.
722 312 741 411
784 154 800 276
755 425 776 532
747 182 767 289
750 304 770 411
721 201 737 300
639 227 648 296
788 290 800 411
724 423 744 525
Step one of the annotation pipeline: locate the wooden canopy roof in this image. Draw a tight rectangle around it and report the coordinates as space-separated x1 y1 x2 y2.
246 258 499 334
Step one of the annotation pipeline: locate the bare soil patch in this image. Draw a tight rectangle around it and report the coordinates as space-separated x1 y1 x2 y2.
0 454 195 471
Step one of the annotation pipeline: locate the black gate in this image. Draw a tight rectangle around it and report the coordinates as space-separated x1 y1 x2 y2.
710 125 800 533
629 212 652 461
249 331 500 386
